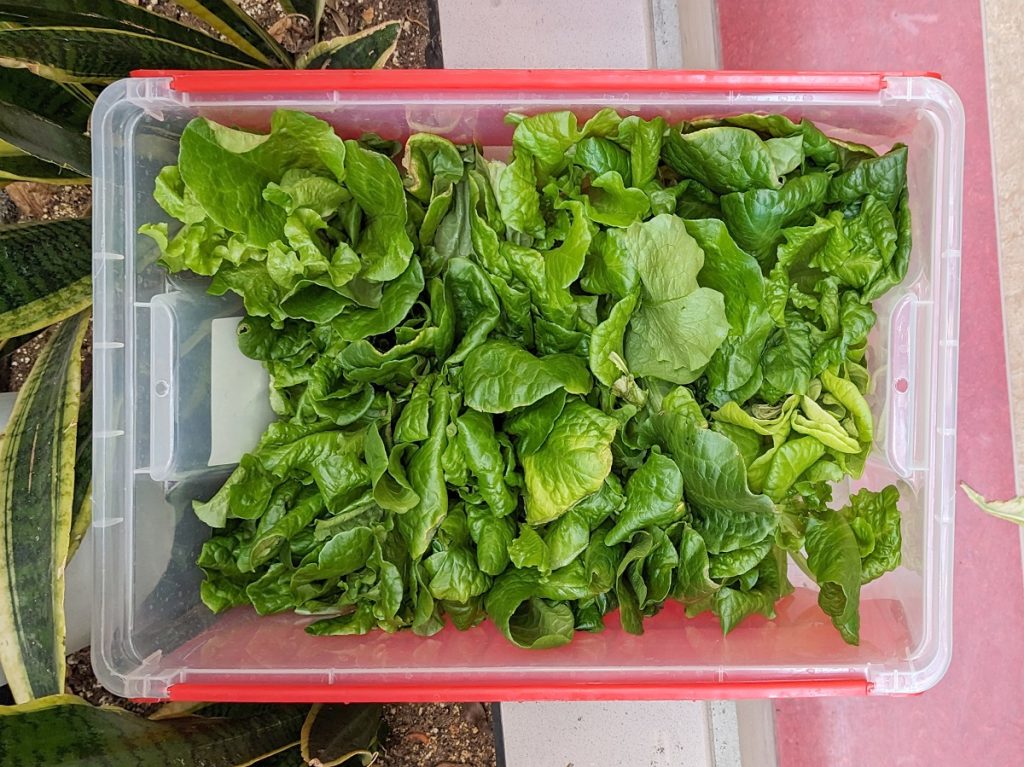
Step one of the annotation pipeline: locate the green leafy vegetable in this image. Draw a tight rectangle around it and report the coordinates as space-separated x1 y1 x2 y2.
840 485 902 583
463 340 591 413
685 218 772 404
664 126 781 193
147 107 911 648
177 110 345 248
606 452 684 545
655 412 776 553
521 400 617 525
485 569 574 648
720 173 830 262
455 410 517 517
804 509 862 644
623 214 730 384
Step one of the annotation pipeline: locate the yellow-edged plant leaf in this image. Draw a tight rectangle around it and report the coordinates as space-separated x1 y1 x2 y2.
962 482 1024 525
0 99 91 174
0 695 310 765
0 0 266 66
148 700 209 721
0 69 92 175
252 744 306 766
299 703 382 767
67 485 90 563
0 311 88 702
0 154 88 184
58 81 97 109
150 701 292 722
175 0 292 66
0 68 92 132
67 381 91 562
0 219 92 339
0 26 259 84
296 21 399 70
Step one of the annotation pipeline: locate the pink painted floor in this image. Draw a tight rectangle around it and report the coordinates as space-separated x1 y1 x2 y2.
719 1 1024 764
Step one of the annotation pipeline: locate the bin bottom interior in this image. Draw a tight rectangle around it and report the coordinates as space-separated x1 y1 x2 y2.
129 587 915 695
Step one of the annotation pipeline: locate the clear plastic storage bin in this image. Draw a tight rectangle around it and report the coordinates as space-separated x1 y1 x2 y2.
91 70 964 701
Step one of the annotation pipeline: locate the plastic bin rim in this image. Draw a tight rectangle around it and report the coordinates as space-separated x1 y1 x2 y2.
130 68 942 94
165 678 872 703
89 70 962 702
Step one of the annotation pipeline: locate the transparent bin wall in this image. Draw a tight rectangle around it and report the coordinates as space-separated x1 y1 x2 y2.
92 76 963 699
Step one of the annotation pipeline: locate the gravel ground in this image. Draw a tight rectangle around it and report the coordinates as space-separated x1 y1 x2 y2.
65 649 162 717
0 332 50 392
380 702 496 767
67 650 496 766
4 182 91 222
0 189 18 223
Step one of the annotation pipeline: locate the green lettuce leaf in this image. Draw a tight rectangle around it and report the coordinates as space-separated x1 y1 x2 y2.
485 569 574 649
178 110 346 247
686 218 772 404
624 214 729 384
343 139 414 281
663 126 781 193
521 400 618 525
606 452 684 545
654 412 776 553
805 509 862 644
463 340 592 413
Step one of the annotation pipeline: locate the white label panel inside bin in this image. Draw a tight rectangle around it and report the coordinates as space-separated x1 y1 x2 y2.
209 317 275 467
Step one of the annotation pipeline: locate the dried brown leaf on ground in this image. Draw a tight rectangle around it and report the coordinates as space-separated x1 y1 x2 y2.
268 13 316 54
4 183 91 222
379 703 496 767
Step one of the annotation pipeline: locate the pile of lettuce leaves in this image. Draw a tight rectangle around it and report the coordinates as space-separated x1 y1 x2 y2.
142 108 907 648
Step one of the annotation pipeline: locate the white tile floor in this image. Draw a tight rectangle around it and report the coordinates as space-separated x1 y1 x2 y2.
986 0 1024 493
983 0 1024 574
438 0 720 70
500 701 714 767
438 0 656 69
